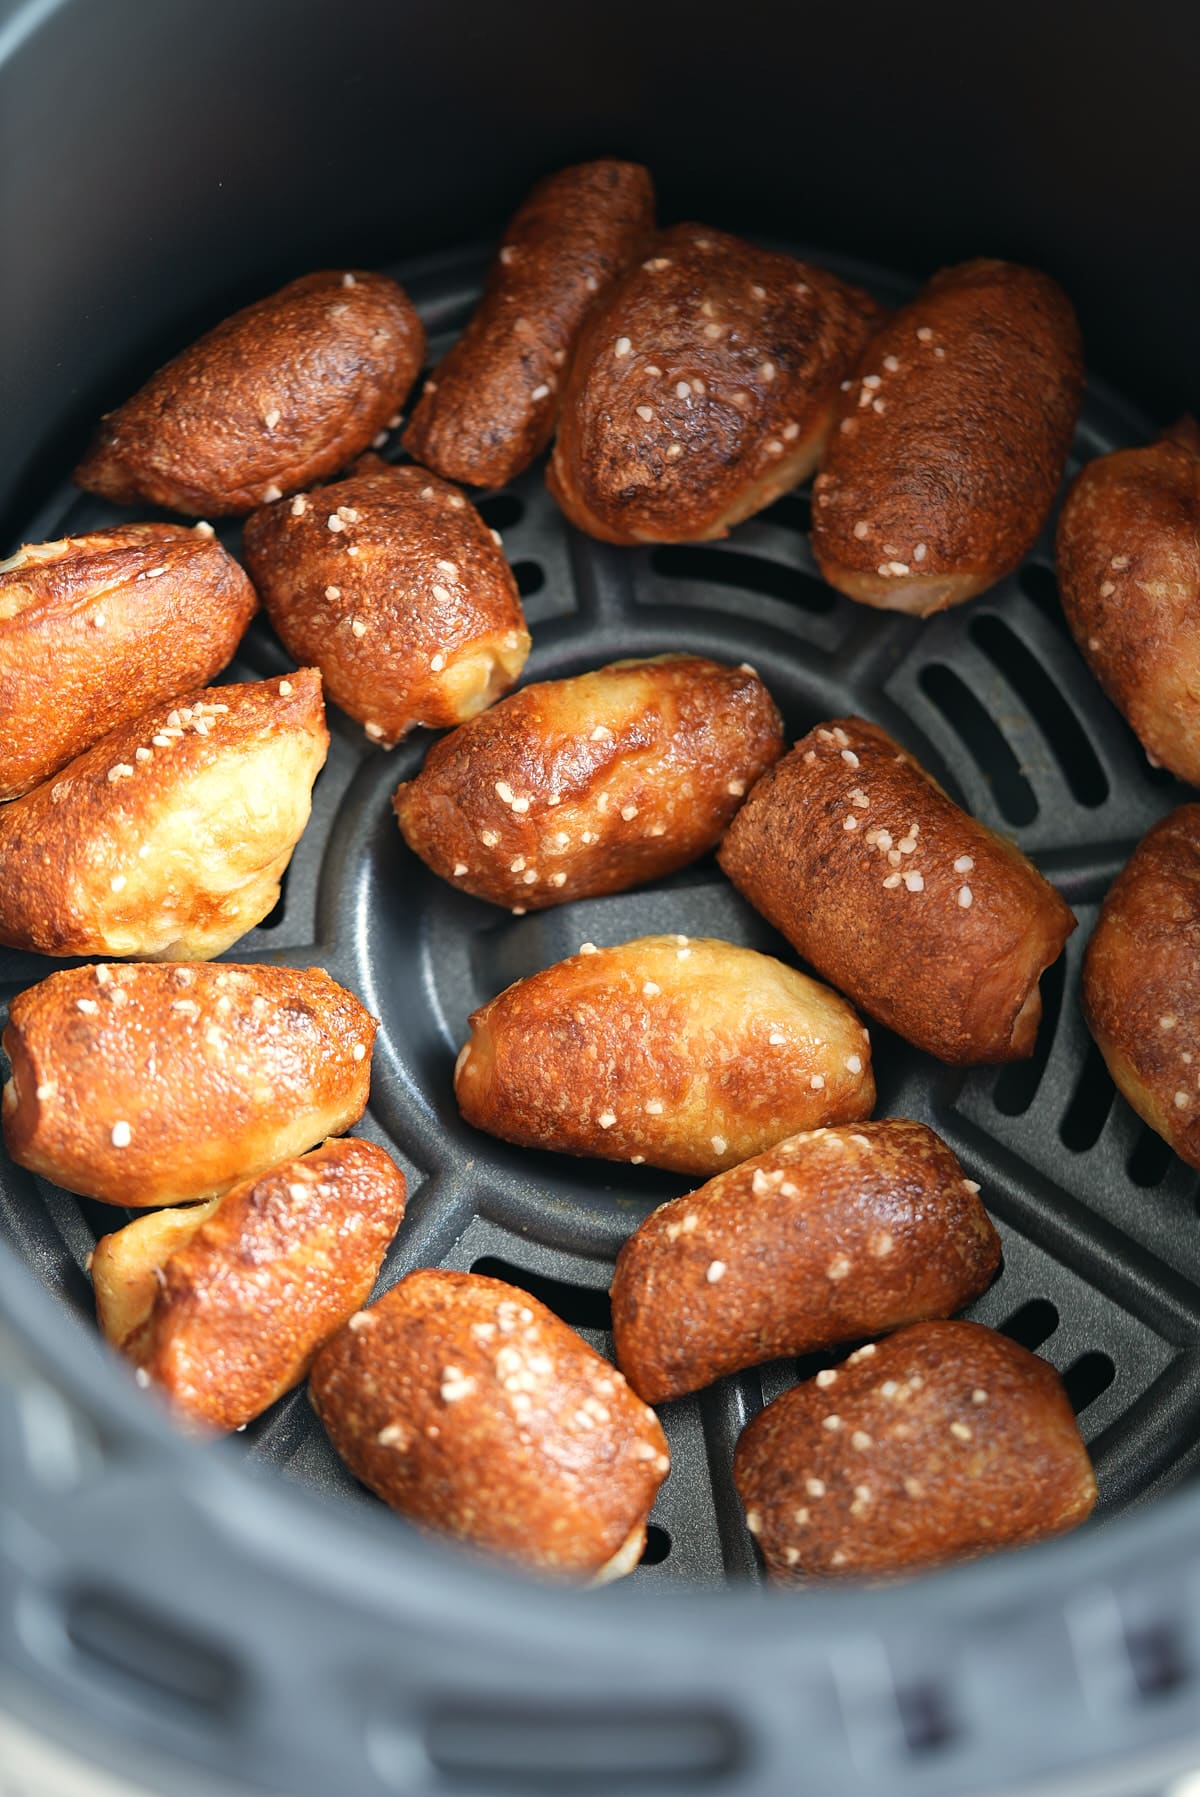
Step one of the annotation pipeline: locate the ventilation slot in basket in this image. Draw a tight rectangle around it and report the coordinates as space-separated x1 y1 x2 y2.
1062 1351 1116 1414
917 664 1037 825
998 1298 1059 1350
1059 1040 1116 1152
970 614 1108 807
649 545 836 615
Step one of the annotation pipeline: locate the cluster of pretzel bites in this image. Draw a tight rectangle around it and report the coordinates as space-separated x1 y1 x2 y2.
5 148 1169 1586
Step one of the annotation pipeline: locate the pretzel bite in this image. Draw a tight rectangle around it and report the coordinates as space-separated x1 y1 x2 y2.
91 1139 406 1432
402 160 654 488
734 1321 1096 1581
392 654 783 908
0 670 327 960
811 259 1083 615
455 935 874 1176
0 523 256 802
1082 806 1200 1167
309 1269 669 1582
611 1122 999 1404
2 961 375 1206
242 463 529 746
1057 426 1200 784
74 271 424 515
546 224 881 543
718 718 1075 1063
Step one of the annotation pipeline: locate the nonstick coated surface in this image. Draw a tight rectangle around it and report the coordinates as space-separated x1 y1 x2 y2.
1 242 1196 1588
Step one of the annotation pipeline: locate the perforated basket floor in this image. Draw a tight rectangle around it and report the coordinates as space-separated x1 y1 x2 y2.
2 242 1196 1590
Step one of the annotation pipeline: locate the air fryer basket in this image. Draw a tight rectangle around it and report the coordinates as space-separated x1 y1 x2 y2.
4 2 1200 1794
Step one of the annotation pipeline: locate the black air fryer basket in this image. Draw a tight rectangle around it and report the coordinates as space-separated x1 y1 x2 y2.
4 2 1200 1793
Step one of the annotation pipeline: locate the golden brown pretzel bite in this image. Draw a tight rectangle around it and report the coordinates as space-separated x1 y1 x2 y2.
0 523 256 801
403 160 655 487
310 1269 669 1582
1082 806 1200 1168
392 654 783 908
811 259 1083 614
718 718 1075 1063
0 670 327 960
455 934 874 1176
242 461 529 747
2 961 374 1206
92 1138 407 1432
1057 425 1200 784
75 271 424 515
546 224 881 543
611 1122 1000 1404
734 1321 1096 1581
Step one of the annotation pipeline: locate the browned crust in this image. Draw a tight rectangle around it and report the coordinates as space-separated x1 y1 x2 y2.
74 271 425 515
733 1320 1096 1581
611 1122 1000 1403
1082 806 1200 1167
546 224 882 543
242 462 529 746
717 718 1075 1063
309 1268 668 1580
454 934 874 1176
1056 435 1200 784
0 670 328 960
811 259 1083 614
392 655 783 909
1 961 374 1206
402 161 655 487
0 524 257 801
97 1139 407 1432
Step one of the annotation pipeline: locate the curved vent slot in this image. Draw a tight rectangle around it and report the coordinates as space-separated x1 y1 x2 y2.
1062 1351 1116 1414
1059 1040 1116 1152
1128 1125 1177 1189
424 1706 740 1788
512 560 545 597
1018 562 1071 637
970 614 1108 807
917 665 1037 826
641 1524 672 1566
471 1256 612 1332
65 1589 238 1715
896 1683 959 1756
476 494 525 531
991 952 1066 1117
649 545 836 615
762 491 813 535
1126 1622 1192 1700
998 1298 1059 1351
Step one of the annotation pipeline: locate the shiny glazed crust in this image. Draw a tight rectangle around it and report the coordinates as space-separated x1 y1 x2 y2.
242 462 529 746
392 654 783 909
1056 431 1200 784
1082 806 1200 1168
92 1139 406 1432
0 523 257 800
546 224 881 543
75 271 425 515
611 1122 1000 1403
1 961 374 1206
718 717 1076 1063
0 670 328 960
811 259 1083 614
454 934 874 1176
734 1321 1096 1580
310 1269 669 1581
403 160 655 487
